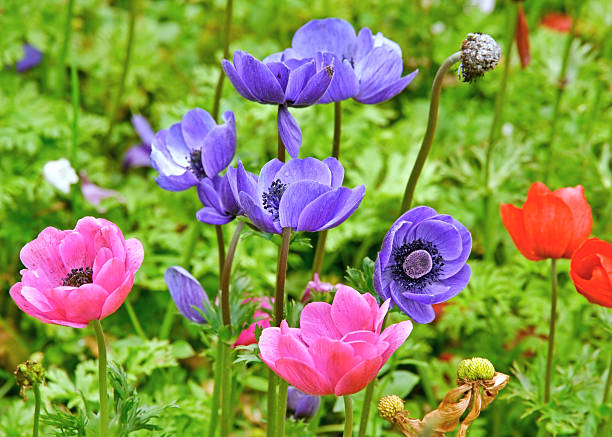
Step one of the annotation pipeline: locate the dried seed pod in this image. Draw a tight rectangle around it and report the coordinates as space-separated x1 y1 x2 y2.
459 33 501 82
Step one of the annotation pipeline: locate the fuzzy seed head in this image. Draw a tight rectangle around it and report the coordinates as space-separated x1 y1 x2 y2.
14 360 45 393
457 357 495 381
378 395 405 420
460 33 501 82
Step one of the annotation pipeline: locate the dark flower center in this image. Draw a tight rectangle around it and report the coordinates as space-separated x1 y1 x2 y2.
62 267 93 287
391 239 444 290
262 179 287 222
187 149 207 179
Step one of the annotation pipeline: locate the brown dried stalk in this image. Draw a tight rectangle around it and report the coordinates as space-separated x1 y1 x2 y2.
382 372 509 437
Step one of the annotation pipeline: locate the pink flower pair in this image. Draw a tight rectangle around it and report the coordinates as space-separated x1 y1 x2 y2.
10 217 144 328
259 285 412 396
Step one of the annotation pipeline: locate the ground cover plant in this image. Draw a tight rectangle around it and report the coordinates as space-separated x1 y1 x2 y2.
1 0 612 436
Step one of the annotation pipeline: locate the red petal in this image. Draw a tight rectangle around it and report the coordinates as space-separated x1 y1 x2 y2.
516 4 531 68
522 193 572 259
500 203 542 260
552 186 592 257
570 238 612 308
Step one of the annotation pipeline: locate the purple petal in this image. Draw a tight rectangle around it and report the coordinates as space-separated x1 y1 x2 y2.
235 51 286 104
80 172 125 207
222 57 257 101
166 123 191 165
292 63 334 107
373 256 389 300
390 281 435 324
197 178 224 211
234 160 262 204
181 108 216 150
257 159 284 203
266 61 290 92
355 70 418 104
291 18 356 59
131 115 155 145
16 44 43 72
410 220 463 259
436 216 472 279
278 181 331 229
428 264 471 304
316 53 358 104
284 61 316 104
354 45 403 101
154 173 199 191
323 157 344 188
352 28 375 62
239 192 281 234
296 185 365 231
122 143 152 170
201 111 236 176
196 207 234 225
274 157 332 186
165 266 209 324
277 106 302 159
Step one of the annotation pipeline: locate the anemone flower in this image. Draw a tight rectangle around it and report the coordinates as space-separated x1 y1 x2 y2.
373 206 472 324
234 157 365 234
122 115 155 170
16 44 43 72
265 18 418 104
286 386 321 420
42 158 78 194
222 51 334 158
150 108 236 191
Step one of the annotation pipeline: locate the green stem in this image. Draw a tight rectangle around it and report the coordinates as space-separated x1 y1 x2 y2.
274 228 292 325
56 0 75 96
124 299 146 339
92 320 109 437
215 225 226 284
70 62 80 213
211 0 233 121
400 52 462 213
603 353 612 404
208 339 224 437
543 4 582 182
32 384 41 437
220 222 244 327
266 371 278 437
159 223 200 339
103 0 136 143
276 379 288 437
311 101 342 275
544 258 558 403
220 344 233 437
357 379 375 437
343 395 354 437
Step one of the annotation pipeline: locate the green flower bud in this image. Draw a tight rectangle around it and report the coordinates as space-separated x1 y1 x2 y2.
14 360 45 393
457 357 495 381
377 395 405 420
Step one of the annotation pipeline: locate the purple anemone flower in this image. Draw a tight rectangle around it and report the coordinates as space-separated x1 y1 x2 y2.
234 157 365 234
16 44 43 72
122 115 154 170
373 206 472 324
164 266 209 324
222 51 334 158
266 18 418 104
150 108 236 191
286 386 321 420
80 171 125 211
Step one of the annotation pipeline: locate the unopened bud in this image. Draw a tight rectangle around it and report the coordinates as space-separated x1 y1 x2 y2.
457 357 495 381
378 395 405 420
15 360 45 396
459 33 501 83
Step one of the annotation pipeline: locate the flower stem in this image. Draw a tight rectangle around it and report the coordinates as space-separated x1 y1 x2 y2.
70 62 80 213
544 258 558 403
276 379 288 437
124 299 146 339
400 51 462 213
266 371 278 437
32 384 41 437
92 319 109 437
220 221 244 327
220 343 233 437
603 353 612 404
208 338 224 437
357 379 375 437
215 225 226 283
311 101 342 275
277 131 286 163
543 4 582 182
103 0 136 144
343 395 354 437
274 228 292 325
211 0 233 121
56 0 75 96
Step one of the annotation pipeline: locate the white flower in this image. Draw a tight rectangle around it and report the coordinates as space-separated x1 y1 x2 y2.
42 158 78 194
501 122 514 137
470 0 495 14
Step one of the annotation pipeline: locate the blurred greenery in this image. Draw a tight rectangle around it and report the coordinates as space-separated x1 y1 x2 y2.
1 0 611 435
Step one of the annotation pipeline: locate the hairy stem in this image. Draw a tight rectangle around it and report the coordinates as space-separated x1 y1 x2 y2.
276 379 288 437
357 379 375 437
400 52 462 213
544 259 558 403
343 395 354 437
267 371 278 437
220 222 244 327
220 344 233 437
274 228 292 325
215 225 226 285
92 320 109 437
208 339 224 437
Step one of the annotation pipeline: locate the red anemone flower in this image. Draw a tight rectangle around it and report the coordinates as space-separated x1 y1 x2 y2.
570 238 612 308
500 182 592 260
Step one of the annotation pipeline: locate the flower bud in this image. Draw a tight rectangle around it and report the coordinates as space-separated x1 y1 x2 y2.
457 357 495 381
286 386 321 420
14 360 45 396
377 395 405 420
459 33 501 83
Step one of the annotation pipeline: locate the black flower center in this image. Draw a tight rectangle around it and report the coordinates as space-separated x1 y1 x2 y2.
187 149 207 180
262 179 287 222
62 267 93 287
391 239 444 290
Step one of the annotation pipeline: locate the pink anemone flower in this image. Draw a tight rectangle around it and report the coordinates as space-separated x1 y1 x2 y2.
259 285 412 396
234 297 273 347
9 217 144 328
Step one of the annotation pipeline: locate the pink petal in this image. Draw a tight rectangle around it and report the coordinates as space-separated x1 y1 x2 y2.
21 268 55 290
20 227 68 283
334 357 382 396
9 283 54 324
59 231 88 271
375 298 390 333
94 224 126 263
330 285 374 335
93 248 113 280
275 357 333 395
99 273 135 319
300 301 342 345
124 238 144 274
277 327 314 366
94 258 126 294
309 337 361 389
20 285 55 312
63 283 108 324
380 320 413 362
258 326 282 367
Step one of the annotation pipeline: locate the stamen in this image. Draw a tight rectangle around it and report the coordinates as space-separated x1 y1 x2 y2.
187 149 207 180
262 179 287 222
62 267 93 287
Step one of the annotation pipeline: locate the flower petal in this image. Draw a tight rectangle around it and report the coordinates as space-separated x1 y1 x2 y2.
355 70 418 104
296 186 365 232
523 193 573 259
291 18 356 59
334 356 381 396
239 192 281 234
299 302 342 345
181 108 216 150
330 285 374 335
277 106 302 159
201 111 236 176
235 51 286 104
279 181 331 230
292 64 334 107
379 320 413 362
274 357 333 396
164 266 208 323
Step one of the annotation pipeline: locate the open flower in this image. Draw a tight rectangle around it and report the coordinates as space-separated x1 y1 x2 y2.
259 285 412 396
43 158 78 194
234 157 365 234
266 18 418 104
500 182 592 260
122 115 154 170
222 51 333 158
570 238 612 308
373 206 472 324
150 108 236 191
301 273 335 303
9 217 144 328
287 386 321 420
195 164 249 225
16 44 43 72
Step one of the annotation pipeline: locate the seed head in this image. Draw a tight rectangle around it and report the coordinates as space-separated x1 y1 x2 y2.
457 357 495 381
378 395 405 420
15 360 45 396
459 33 501 83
